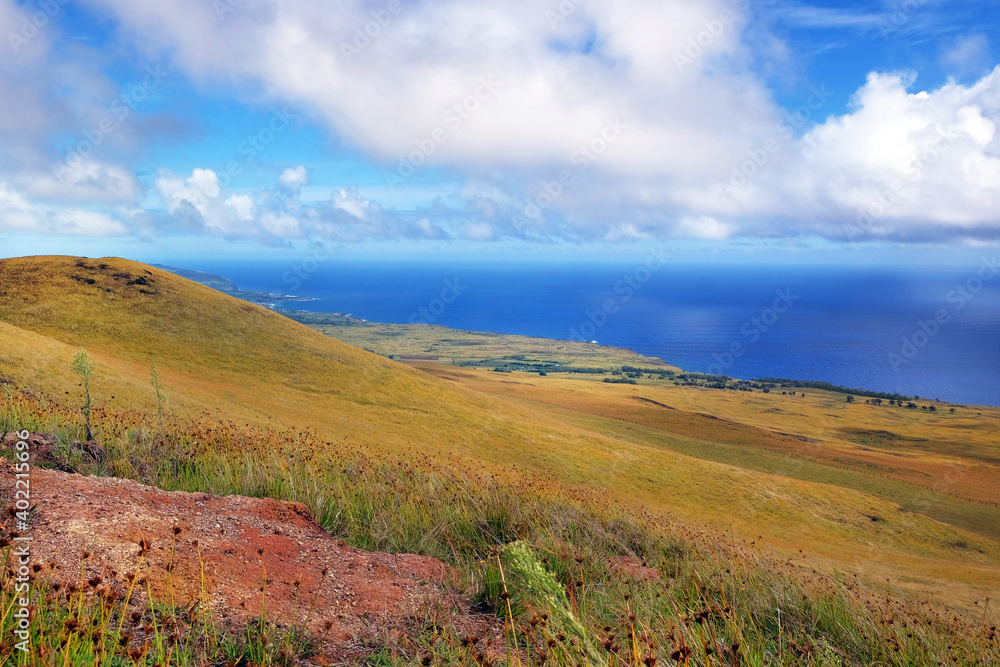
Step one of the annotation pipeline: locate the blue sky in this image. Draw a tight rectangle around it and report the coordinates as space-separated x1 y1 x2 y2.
1 0 999 265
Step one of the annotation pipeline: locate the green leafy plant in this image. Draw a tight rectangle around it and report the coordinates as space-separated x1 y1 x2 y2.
71 349 97 441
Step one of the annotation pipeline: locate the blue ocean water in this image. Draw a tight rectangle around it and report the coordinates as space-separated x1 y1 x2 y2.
187 259 1000 407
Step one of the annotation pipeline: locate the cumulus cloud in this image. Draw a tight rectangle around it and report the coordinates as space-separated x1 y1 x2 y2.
72 0 999 244
0 0 162 242
23 159 142 204
87 0 773 181
225 194 257 221
152 169 450 243
0 181 129 236
278 165 309 193
705 69 1000 242
4 0 1000 245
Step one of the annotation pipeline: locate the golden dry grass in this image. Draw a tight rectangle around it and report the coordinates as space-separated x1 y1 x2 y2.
1 255 998 618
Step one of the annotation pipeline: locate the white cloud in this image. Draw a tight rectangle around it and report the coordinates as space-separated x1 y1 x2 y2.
278 165 309 192
225 194 256 221
259 211 300 237
676 216 733 240
80 0 1000 243
762 3 883 30
759 69 1000 239
0 182 33 214
153 169 450 242
156 168 219 215
3 0 1000 245
88 0 774 180
331 187 373 220
23 159 141 204
156 168 249 236
463 221 494 241
0 180 129 236
0 0 147 204
941 34 992 78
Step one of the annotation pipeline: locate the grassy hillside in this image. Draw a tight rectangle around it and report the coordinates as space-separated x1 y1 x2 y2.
1 255 998 664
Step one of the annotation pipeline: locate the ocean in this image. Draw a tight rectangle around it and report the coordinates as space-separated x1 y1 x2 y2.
185 258 1000 407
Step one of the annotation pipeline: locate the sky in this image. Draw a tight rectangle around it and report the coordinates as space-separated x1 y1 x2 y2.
1 0 999 265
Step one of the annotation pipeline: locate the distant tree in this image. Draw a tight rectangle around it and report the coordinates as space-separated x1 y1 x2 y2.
928 405 936 412
539 370 547 376
845 395 855 403
950 408 956 414
71 349 96 441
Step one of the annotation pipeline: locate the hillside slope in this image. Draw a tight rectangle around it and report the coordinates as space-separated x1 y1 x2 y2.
1 255 998 610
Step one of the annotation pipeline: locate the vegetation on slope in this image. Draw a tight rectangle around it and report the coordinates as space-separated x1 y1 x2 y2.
1 255 998 664
2 387 999 666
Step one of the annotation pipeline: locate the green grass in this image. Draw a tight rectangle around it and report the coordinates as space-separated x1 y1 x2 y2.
300 317 680 373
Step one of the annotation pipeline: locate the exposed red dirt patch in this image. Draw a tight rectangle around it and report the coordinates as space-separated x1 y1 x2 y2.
0 439 502 662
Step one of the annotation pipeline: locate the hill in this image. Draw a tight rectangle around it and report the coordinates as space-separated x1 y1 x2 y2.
1 255 998 664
